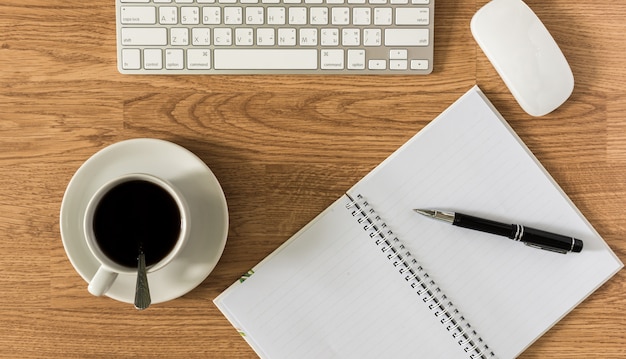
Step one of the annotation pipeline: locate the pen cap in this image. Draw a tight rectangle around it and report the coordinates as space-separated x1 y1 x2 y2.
572 239 583 252
523 227 583 253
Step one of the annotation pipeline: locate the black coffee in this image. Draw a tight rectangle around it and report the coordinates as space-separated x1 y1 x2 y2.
93 179 181 268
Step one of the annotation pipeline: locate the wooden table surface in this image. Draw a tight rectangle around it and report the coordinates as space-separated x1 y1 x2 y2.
1 0 624 357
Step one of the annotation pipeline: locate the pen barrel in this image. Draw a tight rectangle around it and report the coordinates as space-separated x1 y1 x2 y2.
520 226 583 253
453 213 583 253
453 213 512 237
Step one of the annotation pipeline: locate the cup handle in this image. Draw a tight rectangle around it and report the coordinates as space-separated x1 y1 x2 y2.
88 266 118 296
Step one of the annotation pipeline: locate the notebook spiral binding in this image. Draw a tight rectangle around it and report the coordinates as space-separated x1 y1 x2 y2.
346 194 497 359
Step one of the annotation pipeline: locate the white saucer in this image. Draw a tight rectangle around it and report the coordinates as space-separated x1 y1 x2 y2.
60 139 229 304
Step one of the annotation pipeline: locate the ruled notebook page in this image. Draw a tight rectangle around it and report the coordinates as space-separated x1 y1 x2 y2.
216 196 463 358
348 86 623 358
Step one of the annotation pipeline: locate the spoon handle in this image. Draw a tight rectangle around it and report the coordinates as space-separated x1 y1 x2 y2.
134 250 151 310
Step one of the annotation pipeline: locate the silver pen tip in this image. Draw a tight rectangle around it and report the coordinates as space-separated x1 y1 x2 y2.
413 209 436 217
413 209 455 223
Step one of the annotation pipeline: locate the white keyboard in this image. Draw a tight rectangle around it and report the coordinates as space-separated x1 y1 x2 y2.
116 0 434 74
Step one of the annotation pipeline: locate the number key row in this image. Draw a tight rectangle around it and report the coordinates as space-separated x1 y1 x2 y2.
121 6 429 26
121 0 430 5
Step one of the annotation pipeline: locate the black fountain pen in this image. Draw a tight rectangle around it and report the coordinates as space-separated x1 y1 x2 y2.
414 209 583 254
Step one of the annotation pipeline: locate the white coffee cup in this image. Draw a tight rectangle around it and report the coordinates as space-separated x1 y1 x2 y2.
84 173 190 296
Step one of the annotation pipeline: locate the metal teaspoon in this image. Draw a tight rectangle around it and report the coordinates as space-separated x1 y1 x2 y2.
134 249 151 310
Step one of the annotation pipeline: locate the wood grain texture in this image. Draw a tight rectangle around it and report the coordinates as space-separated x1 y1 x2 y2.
0 0 624 358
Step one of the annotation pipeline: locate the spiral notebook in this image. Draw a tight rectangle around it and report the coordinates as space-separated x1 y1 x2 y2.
214 86 622 359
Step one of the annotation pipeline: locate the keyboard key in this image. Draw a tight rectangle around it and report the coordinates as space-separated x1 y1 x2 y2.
389 49 407 59
245 7 264 24
171 28 189 45
342 28 360 46
214 49 317 69
368 59 386 69
214 28 233 45
373 8 391 25
192 28 211 45
224 7 243 25
120 6 156 24
390 59 408 70
121 49 141 69
202 7 221 24
121 28 167 45
289 7 307 25
257 28 275 45
235 28 254 45
165 49 184 69
187 49 212 69
352 8 371 25
267 7 286 24
384 29 428 46
321 28 339 46
363 28 381 46
310 8 328 25
321 49 344 69
395 8 429 25
331 8 350 25
159 7 178 24
347 49 365 69
144 49 163 69
410 59 429 70
300 28 318 45
181 7 200 24
278 28 297 46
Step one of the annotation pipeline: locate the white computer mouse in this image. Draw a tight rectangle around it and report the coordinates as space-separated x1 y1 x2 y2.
471 0 574 117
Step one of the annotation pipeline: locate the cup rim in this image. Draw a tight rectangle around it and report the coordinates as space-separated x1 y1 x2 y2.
83 173 190 275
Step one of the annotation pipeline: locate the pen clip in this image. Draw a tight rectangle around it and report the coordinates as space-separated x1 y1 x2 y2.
524 242 568 254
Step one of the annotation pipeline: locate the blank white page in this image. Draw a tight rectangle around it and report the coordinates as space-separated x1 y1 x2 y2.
348 86 623 358
215 196 466 358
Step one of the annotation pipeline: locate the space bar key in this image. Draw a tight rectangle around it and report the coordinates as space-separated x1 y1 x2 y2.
214 49 318 70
